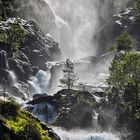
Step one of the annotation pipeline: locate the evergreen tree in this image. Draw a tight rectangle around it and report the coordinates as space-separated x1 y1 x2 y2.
60 58 78 90
116 31 135 52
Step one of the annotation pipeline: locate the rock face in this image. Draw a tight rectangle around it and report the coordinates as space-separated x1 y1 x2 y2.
28 89 106 129
0 0 61 98
1 0 57 34
0 50 8 69
93 7 140 55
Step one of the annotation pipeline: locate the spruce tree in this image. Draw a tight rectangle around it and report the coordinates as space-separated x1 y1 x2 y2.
60 58 78 90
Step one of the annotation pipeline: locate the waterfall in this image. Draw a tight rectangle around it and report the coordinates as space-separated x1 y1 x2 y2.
54 128 120 140
41 0 129 59
32 103 57 125
8 71 17 86
47 103 57 124
28 70 50 96
28 61 57 96
28 76 42 96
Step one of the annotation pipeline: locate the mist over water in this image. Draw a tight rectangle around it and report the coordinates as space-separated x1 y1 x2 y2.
28 0 128 59
22 0 129 59
54 128 120 140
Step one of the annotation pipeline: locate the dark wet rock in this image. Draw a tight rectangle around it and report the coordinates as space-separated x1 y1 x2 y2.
39 122 61 140
33 93 47 100
8 58 32 81
98 107 116 131
53 101 95 129
28 89 103 129
9 86 26 98
0 69 9 85
0 50 8 69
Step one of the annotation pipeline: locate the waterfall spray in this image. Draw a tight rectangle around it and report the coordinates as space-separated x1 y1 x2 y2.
54 128 120 140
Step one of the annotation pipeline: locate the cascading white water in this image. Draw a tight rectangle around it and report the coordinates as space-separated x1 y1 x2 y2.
54 128 120 140
28 61 57 96
8 71 17 86
41 0 129 59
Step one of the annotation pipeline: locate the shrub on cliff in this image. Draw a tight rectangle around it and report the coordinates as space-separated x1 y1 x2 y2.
0 18 27 56
107 52 140 119
107 32 140 119
116 31 135 52
0 100 53 140
0 99 20 118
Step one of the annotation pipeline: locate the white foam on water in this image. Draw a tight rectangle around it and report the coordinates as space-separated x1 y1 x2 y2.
54 128 120 140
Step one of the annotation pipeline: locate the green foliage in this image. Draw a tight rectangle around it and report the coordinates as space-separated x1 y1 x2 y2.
0 30 8 42
0 18 27 55
7 19 27 54
0 100 52 140
135 0 140 21
116 31 135 52
107 52 140 119
106 32 135 53
6 113 51 140
0 99 20 118
60 58 78 89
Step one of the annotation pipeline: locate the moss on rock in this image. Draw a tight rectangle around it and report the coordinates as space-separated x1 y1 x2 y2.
0 100 54 140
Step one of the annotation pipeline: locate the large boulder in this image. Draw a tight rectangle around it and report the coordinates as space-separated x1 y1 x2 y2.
28 89 102 129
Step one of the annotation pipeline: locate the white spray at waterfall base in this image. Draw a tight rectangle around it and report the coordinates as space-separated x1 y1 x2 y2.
54 128 120 140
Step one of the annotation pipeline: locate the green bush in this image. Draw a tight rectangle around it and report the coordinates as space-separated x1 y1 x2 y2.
6 110 52 140
0 18 27 55
0 30 8 42
116 31 135 52
0 99 20 118
7 19 27 54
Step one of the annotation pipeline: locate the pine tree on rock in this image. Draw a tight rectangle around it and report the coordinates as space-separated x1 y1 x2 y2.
60 58 78 90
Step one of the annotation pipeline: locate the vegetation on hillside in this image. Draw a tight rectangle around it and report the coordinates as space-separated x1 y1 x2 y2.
0 100 52 140
106 32 140 139
0 19 27 55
